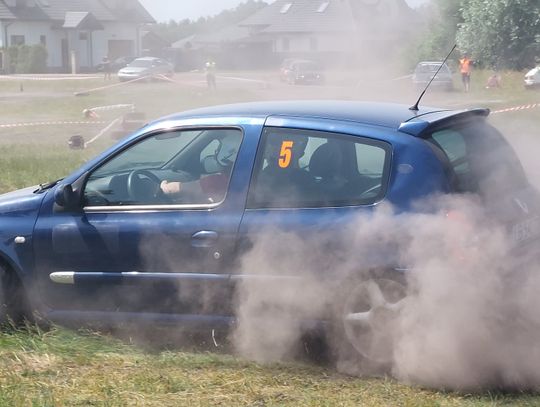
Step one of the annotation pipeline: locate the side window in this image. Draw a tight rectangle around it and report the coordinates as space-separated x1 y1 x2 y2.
84 128 242 207
428 121 527 195
247 128 390 209
431 129 471 189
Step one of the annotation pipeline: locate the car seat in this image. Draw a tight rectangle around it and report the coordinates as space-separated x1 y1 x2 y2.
309 142 343 183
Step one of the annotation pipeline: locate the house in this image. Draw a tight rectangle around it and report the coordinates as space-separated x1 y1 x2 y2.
170 0 416 69
169 25 273 71
0 0 155 73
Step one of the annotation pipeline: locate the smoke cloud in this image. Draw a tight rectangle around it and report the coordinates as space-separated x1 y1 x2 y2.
231 190 540 391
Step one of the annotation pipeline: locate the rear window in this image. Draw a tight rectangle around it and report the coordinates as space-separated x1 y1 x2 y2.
427 121 528 197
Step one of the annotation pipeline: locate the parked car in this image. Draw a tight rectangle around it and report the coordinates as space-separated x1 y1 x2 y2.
524 66 540 89
117 57 174 82
0 101 538 366
412 61 453 91
282 59 325 85
95 56 137 73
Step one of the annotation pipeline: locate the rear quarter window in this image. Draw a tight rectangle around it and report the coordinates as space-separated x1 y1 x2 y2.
427 121 528 197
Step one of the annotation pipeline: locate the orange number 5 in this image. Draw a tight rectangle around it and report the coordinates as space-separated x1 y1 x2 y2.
278 141 294 168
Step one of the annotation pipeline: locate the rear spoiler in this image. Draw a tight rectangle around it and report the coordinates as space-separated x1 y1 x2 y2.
398 108 490 137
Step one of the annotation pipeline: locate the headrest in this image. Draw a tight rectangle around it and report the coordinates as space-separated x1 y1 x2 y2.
309 143 341 178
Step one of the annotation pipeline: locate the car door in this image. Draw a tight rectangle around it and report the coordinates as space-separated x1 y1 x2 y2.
33 123 261 325
235 118 393 320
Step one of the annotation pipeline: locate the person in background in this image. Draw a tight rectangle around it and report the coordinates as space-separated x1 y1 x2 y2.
485 71 501 89
205 60 217 90
459 54 473 92
102 56 112 80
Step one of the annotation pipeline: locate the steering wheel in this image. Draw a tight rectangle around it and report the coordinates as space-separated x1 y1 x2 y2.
127 169 163 203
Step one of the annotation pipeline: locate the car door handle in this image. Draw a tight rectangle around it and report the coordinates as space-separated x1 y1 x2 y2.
191 231 219 248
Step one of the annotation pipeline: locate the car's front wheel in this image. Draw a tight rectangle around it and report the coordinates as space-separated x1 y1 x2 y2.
0 263 29 326
333 274 407 373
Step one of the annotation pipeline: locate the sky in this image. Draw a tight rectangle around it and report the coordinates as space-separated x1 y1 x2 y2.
138 0 430 23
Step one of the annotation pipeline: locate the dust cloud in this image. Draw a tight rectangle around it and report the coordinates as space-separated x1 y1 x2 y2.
231 150 540 392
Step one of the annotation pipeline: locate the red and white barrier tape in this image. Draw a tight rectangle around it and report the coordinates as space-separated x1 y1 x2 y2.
0 120 106 128
0 75 101 81
83 104 135 118
492 103 539 114
85 117 123 146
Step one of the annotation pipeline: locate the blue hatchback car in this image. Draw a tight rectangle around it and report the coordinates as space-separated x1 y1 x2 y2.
0 101 538 364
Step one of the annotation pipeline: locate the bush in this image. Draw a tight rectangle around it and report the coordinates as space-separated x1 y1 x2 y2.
6 44 47 74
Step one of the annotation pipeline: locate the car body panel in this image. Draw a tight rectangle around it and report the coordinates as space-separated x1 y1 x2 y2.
0 186 45 286
0 100 536 328
524 66 540 89
412 61 453 91
117 57 174 82
281 59 324 85
32 120 264 316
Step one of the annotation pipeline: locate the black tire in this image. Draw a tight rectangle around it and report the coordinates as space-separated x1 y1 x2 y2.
331 271 407 375
0 262 30 327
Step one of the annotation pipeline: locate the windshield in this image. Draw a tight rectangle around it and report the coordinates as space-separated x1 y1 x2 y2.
92 130 200 176
296 62 319 71
128 59 154 68
416 63 449 73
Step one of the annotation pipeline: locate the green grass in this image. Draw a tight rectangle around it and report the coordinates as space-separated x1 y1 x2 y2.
0 70 539 405
1 326 539 406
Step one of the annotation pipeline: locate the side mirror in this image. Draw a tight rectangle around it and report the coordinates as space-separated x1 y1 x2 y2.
54 184 80 210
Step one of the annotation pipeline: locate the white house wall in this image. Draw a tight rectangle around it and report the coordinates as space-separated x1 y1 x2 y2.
92 22 142 62
1 20 142 70
273 32 354 54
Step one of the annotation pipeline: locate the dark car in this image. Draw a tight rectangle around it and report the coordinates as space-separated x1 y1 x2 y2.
412 61 453 91
95 56 137 73
283 59 325 85
0 101 538 366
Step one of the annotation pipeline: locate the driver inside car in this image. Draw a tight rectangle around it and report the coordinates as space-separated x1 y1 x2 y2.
160 139 239 204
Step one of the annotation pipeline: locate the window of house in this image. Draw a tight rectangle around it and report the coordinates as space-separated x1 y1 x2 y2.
317 2 329 12
280 3 292 13
84 128 243 207
247 128 390 209
79 32 88 41
40 35 46 45
282 38 290 52
10 35 25 46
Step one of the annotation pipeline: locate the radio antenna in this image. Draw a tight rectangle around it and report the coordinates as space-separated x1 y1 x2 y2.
409 44 457 111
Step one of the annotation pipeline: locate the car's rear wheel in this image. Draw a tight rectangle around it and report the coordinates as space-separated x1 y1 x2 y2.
333 274 407 373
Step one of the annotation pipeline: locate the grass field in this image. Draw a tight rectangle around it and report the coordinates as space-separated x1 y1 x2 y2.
0 69 539 406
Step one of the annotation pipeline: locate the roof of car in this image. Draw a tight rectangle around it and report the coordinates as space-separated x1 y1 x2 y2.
156 100 488 136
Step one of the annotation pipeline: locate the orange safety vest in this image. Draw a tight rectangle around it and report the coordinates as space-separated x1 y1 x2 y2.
460 58 471 74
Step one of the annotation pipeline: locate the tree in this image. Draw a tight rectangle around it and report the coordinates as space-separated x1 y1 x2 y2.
457 0 540 69
404 0 463 69
149 0 268 43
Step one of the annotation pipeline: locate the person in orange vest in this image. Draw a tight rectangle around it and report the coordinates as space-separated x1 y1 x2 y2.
459 54 473 92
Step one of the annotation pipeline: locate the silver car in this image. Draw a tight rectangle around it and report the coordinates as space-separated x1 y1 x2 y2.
524 66 540 90
412 61 453 91
117 57 174 82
